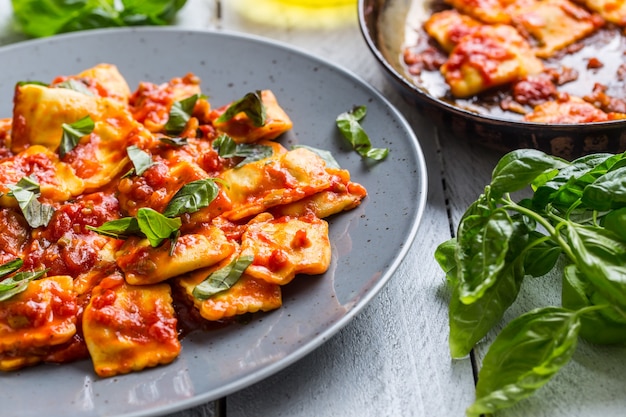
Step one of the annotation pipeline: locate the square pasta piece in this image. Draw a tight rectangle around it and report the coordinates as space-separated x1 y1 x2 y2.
239 214 331 285
444 0 536 24
82 274 180 377
116 226 236 285
580 0 626 25
441 24 544 97
0 275 77 371
511 0 601 57
219 147 335 221
211 90 293 143
177 261 282 322
424 10 483 52
524 95 610 122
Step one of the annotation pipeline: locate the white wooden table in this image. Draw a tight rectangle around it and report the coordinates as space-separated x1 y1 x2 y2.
0 1 624 416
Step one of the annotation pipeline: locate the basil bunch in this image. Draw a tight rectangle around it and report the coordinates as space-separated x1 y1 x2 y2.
11 0 187 38
435 149 626 416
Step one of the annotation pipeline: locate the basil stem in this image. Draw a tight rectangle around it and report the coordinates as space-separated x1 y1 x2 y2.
127 145 155 176
60 115 95 158
336 105 388 161
212 134 273 167
215 91 267 127
192 255 254 300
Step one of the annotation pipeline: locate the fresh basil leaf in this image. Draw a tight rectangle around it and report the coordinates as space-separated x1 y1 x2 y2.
162 178 220 217
165 93 201 135
457 209 517 303
55 79 94 96
293 144 341 169
60 115 95 158
562 264 626 345
86 217 141 239
135 207 182 247
565 222 626 310
523 231 562 277
212 134 273 167
467 307 580 417
7 176 55 228
216 91 267 127
192 255 254 300
434 238 458 285
489 149 568 197
581 166 626 211
0 269 48 302
127 145 155 176
158 137 188 147
0 259 24 279
11 0 188 38
448 256 525 358
336 105 388 161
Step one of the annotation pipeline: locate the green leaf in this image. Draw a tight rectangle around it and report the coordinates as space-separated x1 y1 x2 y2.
0 259 24 279
467 307 581 417
293 144 341 169
127 145 155 176
489 149 568 197
7 176 55 228
581 166 626 211
336 105 388 161
565 222 626 310
562 264 626 345
192 255 254 300
434 238 458 285
60 115 95 158
165 93 201 135
86 217 141 239
456 209 517 303
55 79 94 96
0 269 48 302
135 207 182 247
158 137 188 147
11 0 187 38
216 91 267 127
162 178 220 217
212 134 273 168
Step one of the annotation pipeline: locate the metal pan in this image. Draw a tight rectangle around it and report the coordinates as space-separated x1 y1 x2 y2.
358 0 626 159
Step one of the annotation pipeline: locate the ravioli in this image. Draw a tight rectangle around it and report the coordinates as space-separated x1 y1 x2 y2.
82 274 180 377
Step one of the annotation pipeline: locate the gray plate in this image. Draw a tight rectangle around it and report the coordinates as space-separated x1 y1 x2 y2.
0 28 427 417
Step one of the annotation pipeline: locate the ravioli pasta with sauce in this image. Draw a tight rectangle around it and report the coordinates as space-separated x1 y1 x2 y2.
0 64 367 377
404 0 626 123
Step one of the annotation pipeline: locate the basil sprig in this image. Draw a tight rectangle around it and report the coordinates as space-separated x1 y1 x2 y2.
434 149 626 415
6 176 55 228
127 145 155 176
192 255 254 300
212 134 273 168
336 105 388 161
87 207 181 248
60 115 95 158
162 178 220 217
0 259 48 302
165 93 202 135
215 91 267 127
